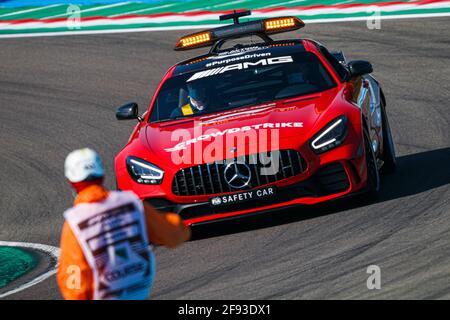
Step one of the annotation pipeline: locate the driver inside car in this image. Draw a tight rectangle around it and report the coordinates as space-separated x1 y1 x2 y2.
170 82 209 118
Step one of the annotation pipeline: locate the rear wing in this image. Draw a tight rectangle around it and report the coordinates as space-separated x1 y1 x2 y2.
174 10 305 53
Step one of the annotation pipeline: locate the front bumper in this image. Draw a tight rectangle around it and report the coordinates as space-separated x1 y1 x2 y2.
146 160 364 225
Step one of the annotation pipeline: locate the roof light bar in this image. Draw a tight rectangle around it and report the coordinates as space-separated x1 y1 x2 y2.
174 11 305 51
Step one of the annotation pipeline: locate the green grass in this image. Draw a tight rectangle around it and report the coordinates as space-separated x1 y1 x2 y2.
0 246 38 289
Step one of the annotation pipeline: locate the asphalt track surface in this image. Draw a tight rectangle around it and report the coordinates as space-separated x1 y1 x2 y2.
1 18 449 299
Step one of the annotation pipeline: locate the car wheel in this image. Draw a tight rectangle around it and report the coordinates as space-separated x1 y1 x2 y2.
364 127 381 197
380 103 397 174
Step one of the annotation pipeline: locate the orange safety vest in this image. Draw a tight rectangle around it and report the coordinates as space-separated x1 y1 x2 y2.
57 184 190 300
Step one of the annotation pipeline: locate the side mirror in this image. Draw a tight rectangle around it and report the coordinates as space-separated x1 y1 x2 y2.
116 102 139 120
348 60 373 77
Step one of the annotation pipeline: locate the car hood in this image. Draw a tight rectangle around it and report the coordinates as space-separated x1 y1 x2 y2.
144 88 340 166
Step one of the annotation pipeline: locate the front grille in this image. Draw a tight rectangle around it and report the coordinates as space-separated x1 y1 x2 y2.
148 162 350 220
172 150 307 196
176 163 350 220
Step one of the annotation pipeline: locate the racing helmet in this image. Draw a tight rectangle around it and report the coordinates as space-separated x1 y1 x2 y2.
64 148 104 183
187 81 209 110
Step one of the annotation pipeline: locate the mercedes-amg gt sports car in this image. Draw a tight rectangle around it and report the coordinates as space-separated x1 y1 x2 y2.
115 11 396 226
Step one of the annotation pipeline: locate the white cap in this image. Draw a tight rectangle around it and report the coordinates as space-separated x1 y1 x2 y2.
64 148 104 183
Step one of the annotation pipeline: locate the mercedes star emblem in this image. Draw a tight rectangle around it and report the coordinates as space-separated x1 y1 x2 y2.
223 161 252 189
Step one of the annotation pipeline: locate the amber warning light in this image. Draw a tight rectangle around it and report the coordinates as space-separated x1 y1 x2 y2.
264 17 303 32
176 32 212 50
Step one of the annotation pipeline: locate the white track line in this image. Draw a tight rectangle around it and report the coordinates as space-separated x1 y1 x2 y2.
0 241 60 299
41 2 132 20
264 0 306 9
210 0 247 8
0 12 450 39
334 0 357 5
108 4 176 17
0 4 64 18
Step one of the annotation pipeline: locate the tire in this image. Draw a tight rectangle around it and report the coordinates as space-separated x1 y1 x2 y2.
363 126 381 198
380 103 397 174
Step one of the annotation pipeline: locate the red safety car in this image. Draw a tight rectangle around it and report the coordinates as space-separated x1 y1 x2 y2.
115 11 396 225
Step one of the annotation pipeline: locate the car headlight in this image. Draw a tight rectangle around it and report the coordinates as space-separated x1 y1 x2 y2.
126 156 164 184
310 116 348 153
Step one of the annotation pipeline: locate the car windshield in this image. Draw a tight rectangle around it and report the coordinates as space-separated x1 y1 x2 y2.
149 52 336 122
